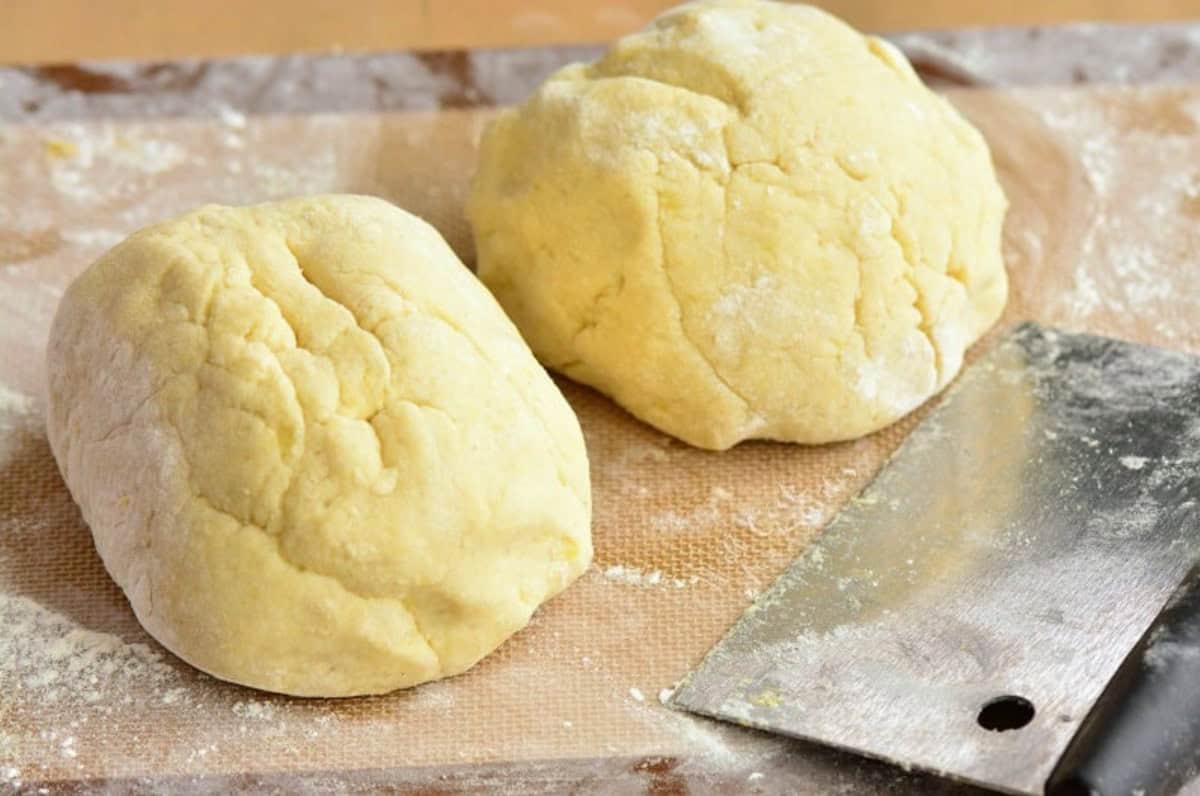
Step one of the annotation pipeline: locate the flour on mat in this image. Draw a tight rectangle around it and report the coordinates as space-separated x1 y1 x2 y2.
0 384 38 466
648 485 733 534
232 699 276 722
0 383 34 422
215 103 247 130
617 439 672 465
1036 89 1200 338
45 124 188 202
623 687 790 777
0 594 182 707
732 482 839 537
250 135 339 198
598 564 697 590
405 680 456 711
60 227 125 250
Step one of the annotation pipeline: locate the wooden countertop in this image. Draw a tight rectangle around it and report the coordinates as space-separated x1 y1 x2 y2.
2 0 1200 65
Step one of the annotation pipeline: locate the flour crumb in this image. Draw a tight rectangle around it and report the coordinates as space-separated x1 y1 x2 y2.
602 564 659 587
0 384 35 420
187 743 219 763
216 104 247 129
658 686 676 705
600 563 697 589
62 227 125 250
622 441 671 464
603 564 643 585
232 699 276 721
629 687 646 703
748 771 765 782
161 687 187 705
1120 455 1149 470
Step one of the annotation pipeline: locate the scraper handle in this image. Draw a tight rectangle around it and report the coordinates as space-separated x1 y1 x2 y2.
1046 563 1200 796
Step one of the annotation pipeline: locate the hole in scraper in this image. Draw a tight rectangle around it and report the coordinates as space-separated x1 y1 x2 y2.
977 695 1036 732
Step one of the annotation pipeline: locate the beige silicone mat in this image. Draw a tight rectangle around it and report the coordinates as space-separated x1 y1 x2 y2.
2 79 1200 792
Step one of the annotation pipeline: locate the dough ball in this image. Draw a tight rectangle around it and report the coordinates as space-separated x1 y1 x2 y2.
46 195 592 696
467 0 1008 450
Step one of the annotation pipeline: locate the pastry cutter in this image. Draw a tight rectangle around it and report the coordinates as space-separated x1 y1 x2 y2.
671 322 1200 795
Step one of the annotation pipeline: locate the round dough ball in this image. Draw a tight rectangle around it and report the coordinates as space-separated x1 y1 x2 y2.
467 0 1008 450
46 195 592 696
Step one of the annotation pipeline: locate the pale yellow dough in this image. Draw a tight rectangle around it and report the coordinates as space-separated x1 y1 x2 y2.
45 195 592 697
468 0 1008 449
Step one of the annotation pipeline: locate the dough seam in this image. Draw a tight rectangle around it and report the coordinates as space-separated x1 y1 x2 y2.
653 181 756 417
362 267 589 513
281 239 392 421
877 183 944 381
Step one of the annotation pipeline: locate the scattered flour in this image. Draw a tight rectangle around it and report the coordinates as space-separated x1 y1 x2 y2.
1 766 20 789
0 594 182 707
1145 624 1200 671
251 147 339 198
0 592 217 781
215 104 247 130
60 227 125 250
232 699 276 721
160 687 188 705
733 483 832 537
0 383 34 421
0 383 36 464
1035 89 1200 337
623 687 791 777
599 564 697 590
406 681 456 711
44 124 188 202
616 440 672 465
645 485 738 534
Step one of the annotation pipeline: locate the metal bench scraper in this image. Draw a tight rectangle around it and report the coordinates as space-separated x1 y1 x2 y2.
671 322 1200 795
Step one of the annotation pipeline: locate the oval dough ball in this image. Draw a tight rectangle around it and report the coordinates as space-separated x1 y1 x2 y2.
467 0 1008 450
46 195 592 696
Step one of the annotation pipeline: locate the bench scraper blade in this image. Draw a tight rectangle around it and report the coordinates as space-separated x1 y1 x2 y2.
670 322 1200 795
